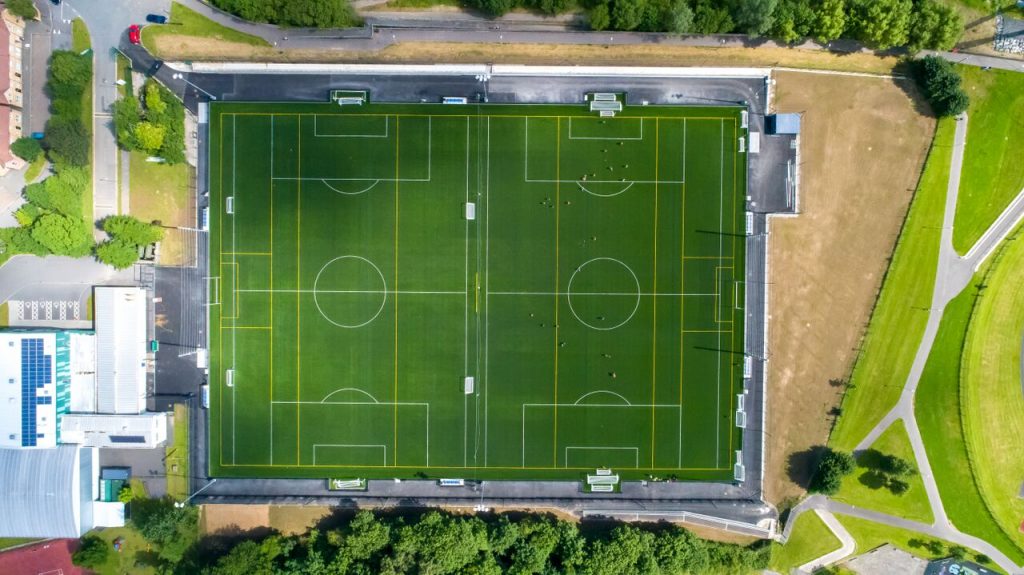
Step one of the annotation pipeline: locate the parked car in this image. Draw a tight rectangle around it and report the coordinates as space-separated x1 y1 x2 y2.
146 60 163 77
145 14 167 24
128 25 140 45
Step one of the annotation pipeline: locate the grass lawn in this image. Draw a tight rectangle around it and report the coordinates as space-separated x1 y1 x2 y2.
24 154 47 183
829 119 953 450
0 538 35 551
72 18 93 226
915 266 1024 564
952 66 1024 255
91 527 157 575
166 404 190 500
141 2 268 48
209 102 747 480
116 53 133 98
836 514 1002 570
833 420 933 524
129 150 190 265
961 226 1024 554
770 510 842 572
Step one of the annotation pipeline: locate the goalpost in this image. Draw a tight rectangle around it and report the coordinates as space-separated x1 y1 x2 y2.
330 90 368 106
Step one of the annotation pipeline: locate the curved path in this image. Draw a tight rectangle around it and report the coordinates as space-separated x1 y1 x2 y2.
797 113 1024 574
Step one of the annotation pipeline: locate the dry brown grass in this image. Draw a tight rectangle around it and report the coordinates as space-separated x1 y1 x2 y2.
764 72 934 504
201 504 270 534
149 36 902 74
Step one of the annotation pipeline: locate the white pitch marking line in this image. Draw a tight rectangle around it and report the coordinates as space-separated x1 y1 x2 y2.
464 116 470 468
237 289 463 295
312 114 389 138
567 116 644 140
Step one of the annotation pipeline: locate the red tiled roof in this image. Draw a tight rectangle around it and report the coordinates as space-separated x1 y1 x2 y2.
0 539 87 575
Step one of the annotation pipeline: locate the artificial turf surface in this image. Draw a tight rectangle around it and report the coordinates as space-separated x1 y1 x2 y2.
208 100 747 480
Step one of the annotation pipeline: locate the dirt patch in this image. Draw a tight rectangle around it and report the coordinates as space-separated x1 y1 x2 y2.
764 72 934 504
267 506 335 535
149 36 901 74
201 504 270 534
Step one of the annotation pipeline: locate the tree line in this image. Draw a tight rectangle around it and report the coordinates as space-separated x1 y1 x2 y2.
0 51 165 269
82 497 771 574
209 0 359 28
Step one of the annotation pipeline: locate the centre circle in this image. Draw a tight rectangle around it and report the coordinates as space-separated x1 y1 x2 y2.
566 257 641 331
313 256 387 329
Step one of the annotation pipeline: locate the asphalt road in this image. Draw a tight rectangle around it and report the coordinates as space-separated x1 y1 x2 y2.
0 255 133 312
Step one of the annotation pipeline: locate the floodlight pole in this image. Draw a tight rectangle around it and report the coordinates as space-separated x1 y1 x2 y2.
176 478 217 507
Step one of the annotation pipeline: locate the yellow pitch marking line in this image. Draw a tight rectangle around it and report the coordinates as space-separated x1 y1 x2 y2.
296 115 302 465
552 117 561 468
394 116 401 466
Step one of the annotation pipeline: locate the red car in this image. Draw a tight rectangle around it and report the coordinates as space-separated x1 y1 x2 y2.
128 24 141 45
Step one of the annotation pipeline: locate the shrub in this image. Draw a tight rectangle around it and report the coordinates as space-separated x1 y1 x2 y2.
23 167 88 218
103 215 164 246
5 0 37 19
30 213 92 257
72 534 111 568
96 239 140 269
11 137 42 162
810 448 856 495
913 56 970 117
45 119 90 167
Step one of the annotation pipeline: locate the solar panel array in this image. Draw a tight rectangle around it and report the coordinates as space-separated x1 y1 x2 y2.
20 338 52 447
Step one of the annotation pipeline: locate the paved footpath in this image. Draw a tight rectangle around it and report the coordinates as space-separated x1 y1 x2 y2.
793 114 1024 575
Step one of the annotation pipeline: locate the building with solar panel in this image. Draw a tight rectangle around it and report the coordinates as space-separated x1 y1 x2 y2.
0 287 166 450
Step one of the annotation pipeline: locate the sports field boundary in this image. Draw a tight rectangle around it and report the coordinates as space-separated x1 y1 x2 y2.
186 62 772 78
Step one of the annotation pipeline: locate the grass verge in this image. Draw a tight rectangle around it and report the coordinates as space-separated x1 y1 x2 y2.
116 53 133 98
915 263 1024 564
128 150 189 265
770 510 842 572
166 404 189 500
0 301 7 327
829 118 953 450
952 66 1024 255
24 154 47 183
961 225 1024 554
836 514 1003 570
72 18 93 226
0 538 36 551
833 420 933 523
141 2 269 49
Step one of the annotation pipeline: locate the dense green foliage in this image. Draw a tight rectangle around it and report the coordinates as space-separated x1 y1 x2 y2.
810 449 856 495
44 50 91 168
112 81 186 164
200 510 768 574
96 216 163 269
453 0 964 48
914 56 970 117
209 0 358 28
5 0 37 19
72 534 111 568
11 137 42 162
0 45 95 263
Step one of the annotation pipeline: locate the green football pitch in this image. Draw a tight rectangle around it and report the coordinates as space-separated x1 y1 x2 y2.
208 101 747 481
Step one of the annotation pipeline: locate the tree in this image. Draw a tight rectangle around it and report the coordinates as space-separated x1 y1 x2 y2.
907 0 962 52
280 0 355 27
72 534 110 568
810 448 856 495
131 498 199 565
47 51 91 100
5 0 37 20
103 215 164 246
949 545 968 560
849 0 912 49
813 0 846 43
535 0 572 15
879 454 915 477
11 137 42 162
133 122 166 155
23 167 87 218
611 0 644 30
112 96 142 150
693 0 735 33
914 56 969 117
44 119 90 167
589 3 611 31
664 0 695 34
729 0 778 36
144 82 167 117
470 0 516 16
30 213 92 257
95 239 139 269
